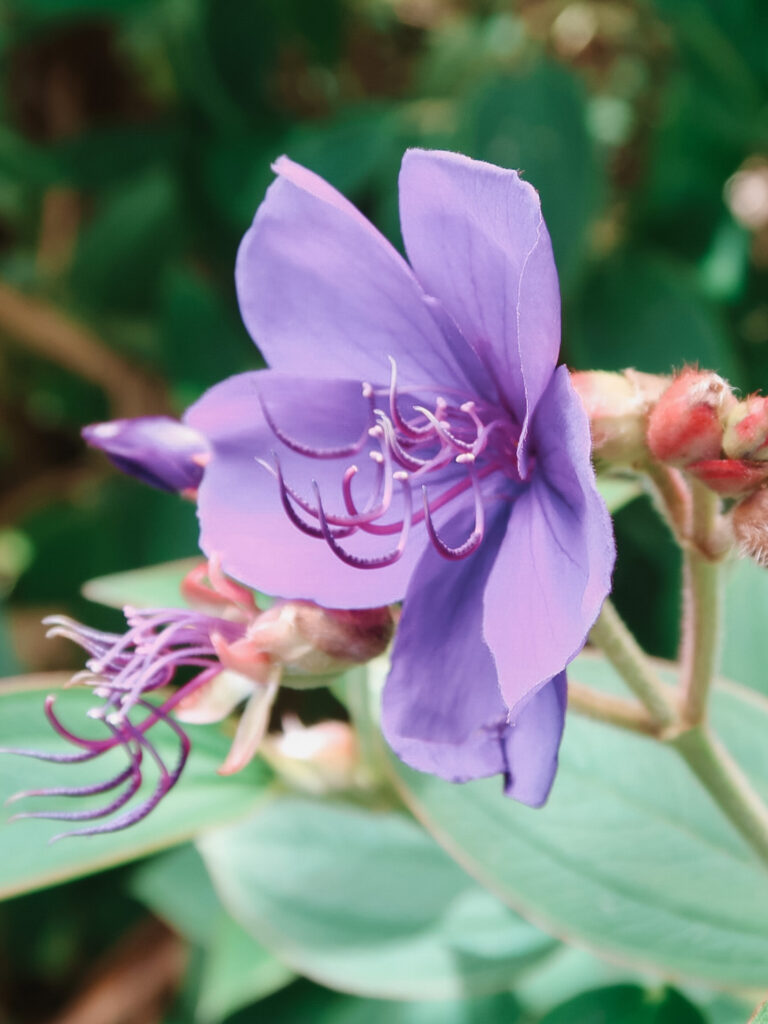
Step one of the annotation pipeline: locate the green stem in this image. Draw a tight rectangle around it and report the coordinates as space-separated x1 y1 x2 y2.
589 600 677 728
681 483 724 725
671 726 768 867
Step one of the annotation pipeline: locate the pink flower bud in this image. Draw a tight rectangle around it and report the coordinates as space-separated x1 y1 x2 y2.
261 717 364 794
686 458 768 496
723 395 768 462
646 368 735 466
571 370 668 463
733 488 768 567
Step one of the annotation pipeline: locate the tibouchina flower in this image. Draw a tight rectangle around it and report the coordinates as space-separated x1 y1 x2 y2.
89 150 615 806
179 149 615 806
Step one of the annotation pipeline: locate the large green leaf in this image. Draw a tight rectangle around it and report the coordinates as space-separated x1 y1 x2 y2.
538 985 706 1024
358 654 768 988
82 558 201 611
132 845 294 1023
751 1000 768 1023
0 675 270 899
721 556 768 696
199 794 557 1000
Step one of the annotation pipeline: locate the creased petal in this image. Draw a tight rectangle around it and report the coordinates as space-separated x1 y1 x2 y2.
483 365 615 710
398 148 561 468
390 673 566 807
185 371 446 608
235 156 473 393
502 672 566 807
382 503 510 747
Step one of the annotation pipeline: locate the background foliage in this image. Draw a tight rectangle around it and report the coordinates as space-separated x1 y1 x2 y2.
0 0 766 1021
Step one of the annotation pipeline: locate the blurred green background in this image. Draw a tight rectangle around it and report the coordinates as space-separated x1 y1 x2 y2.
0 0 766 1020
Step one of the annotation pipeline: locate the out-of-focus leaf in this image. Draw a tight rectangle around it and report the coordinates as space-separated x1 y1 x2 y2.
196 913 295 1024
82 558 200 611
283 106 399 198
0 675 271 899
159 267 255 392
458 61 603 289
538 985 706 1024
199 795 558 1000
750 999 768 1023
52 125 179 190
597 477 642 513
231 979 523 1024
0 605 21 676
71 168 181 313
132 844 294 1022
356 654 768 989
570 253 738 381
722 556 768 696
513 946 639 1017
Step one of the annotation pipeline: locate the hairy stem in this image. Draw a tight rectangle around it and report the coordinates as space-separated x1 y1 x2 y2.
589 599 678 728
567 679 659 735
680 482 724 725
672 726 768 868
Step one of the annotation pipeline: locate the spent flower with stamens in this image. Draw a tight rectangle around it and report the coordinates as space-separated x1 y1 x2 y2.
5 562 393 837
86 150 616 805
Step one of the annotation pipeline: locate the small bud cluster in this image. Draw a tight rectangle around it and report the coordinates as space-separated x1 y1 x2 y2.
572 370 668 464
645 368 768 496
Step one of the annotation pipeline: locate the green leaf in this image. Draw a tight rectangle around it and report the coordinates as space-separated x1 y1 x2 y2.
198 794 557 1000
458 61 603 289
750 1000 768 1023
241 979 524 1024
597 477 642 514
570 253 738 382
538 985 706 1024
196 913 294 1024
82 558 201 611
721 556 768 696
132 845 294 1022
358 654 768 989
0 675 271 899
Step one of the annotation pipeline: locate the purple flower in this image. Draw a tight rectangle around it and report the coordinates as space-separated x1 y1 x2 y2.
83 416 209 495
177 149 615 806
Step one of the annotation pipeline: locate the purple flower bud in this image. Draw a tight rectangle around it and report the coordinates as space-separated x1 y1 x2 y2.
82 416 210 494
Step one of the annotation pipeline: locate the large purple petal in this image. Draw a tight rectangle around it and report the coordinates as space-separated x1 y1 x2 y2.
483 366 615 711
398 149 561 468
381 501 566 803
388 676 566 806
235 156 475 394
185 371 459 608
382 503 510 747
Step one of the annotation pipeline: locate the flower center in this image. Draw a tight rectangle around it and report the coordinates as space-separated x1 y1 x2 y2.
261 357 520 569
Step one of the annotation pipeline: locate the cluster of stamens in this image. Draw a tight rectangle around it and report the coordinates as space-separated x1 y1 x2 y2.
4 606 246 839
260 358 517 567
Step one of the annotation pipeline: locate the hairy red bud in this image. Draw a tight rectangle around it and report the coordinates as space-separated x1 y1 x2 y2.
571 369 668 463
723 395 768 462
686 458 768 496
646 369 735 466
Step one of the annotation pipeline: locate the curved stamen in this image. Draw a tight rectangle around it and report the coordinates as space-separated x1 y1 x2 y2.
374 412 451 473
422 470 486 561
387 356 437 440
6 763 136 804
259 384 375 459
313 477 412 569
271 455 357 540
11 745 143 824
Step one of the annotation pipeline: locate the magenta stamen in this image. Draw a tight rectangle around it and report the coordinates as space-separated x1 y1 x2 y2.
313 477 412 569
422 470 486 560
259 386 374 459
387 356 437 440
